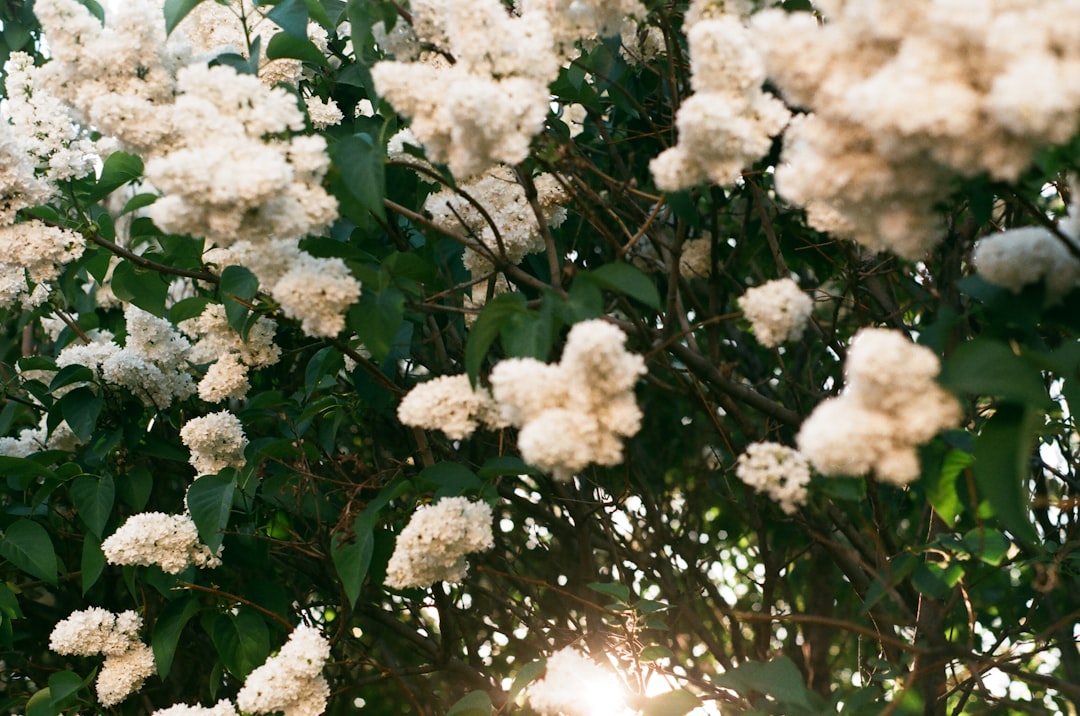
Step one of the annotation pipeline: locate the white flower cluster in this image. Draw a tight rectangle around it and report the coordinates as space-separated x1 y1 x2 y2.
737 277 814 348
153 701 239 716
797 328 962 487
753 1 1080 258
678 236 715 278
527 647 626 716
397 374 508 440
102 512 222 574
205 237 361 338
145 65 335 247
0 124 50 228
3 52 96 183
180 303 282 403
235 625 331 716
735 442 811 514
372 0 559 178
650 5 790 190
974 225 1080 304
180 411 248 477
0 415 80 458
425 165 569 277
34 0 179 154
49 608 156 707
56 306 196 409
519 0 646 58
0 220 84 310
490 320 646 480
181 0 329 90
384 497 495 589
35 0 354 338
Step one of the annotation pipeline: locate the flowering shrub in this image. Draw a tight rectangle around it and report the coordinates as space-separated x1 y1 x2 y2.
2 1 1080 714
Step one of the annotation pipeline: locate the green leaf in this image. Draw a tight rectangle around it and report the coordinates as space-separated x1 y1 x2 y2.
48 670 84 706
558 276 603 323
306 0 334 27
972 405 1040 548
305 345 345 397
219 265 259 337
962 528 1012 567
111 260 169 316
912 562 964 599
186 471 237 553
350 287 404 362
332 133 386 220
81 534 106 594
210 608 270 679
477 455 543 479
446 690 492 716
465 292 528 385
90 151 144 200
419 462 482 498
59 387 102 443
641 689 701 716
0 519 58 584
152 595 201 679
75 0 105 23
265 32 328 65
120 192 158 215
942 338 1051 407
508 660 546 704
587 582 631 604
163 0 209 35
49 365 94 393
713 656 813 710
639 645 675 662
170 296 212 324
925 449 973 526
501 309 553 361
588 262 663 310
0 456 56 482
70 474 115 539
118 465 154 511
332 514 375 608
25 688 54 716
265 0 309 37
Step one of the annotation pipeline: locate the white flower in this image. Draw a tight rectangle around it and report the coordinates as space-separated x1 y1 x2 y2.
180 411 248 477
236 625 331 716
102 512 222 574
385 497 495 589
650 13 789 190
153 700 239 716
796 328 962 486
305 97 343 129
397 374 506 440
49 608 144 657
735 442 811 514
737 277 814 348
95 642 156 707
49 608 155 706
489 320 646 480
973 226 1080 304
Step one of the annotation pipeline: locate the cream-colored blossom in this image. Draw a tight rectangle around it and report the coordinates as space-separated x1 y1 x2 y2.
180 411 248 477
797 328 962 486
735 442 811 514
236 625 331 716
737 277 814 348
385 497 495 589
397 374 506 440
102 512 222 574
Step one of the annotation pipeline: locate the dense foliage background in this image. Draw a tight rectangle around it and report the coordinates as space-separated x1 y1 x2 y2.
2 0 1080 714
